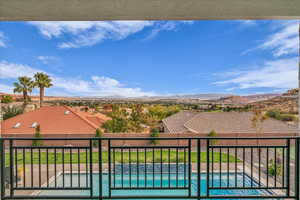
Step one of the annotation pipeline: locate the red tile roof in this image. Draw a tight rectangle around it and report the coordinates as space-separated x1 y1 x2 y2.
1 106 110 135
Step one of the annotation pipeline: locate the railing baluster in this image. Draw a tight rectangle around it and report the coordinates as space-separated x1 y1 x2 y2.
188 139 191 197
54 148 57 188
168 148 171 187
31 148 33 188
78 148 80 187
0 139 5 200
211 146 214 187
286 139 290 197
85 148 88 188
282 147 285 188
184 148 186 187
137 148 140 187
228 148 230 187
9 140 14 197
258 147 261 187
242 148 245 188
62 148 65 188
197 139 201 198
176 148 178 187
108 140 112 197
38 148 41 188
22 148 25 188
129 148 132 188
219 147 221 187
70 148 73 187
274 147 277 187
121 148 124 188
266 148 269 187
89 140 93 197
14 147 18 188
46 148 49 187
98 139 102 198
250 147 253 187
235 147 237 187
160 147 162 187
144 148 147 187
206 139 210 197
295 138 299 199
113 148 116 188
152 148 154 187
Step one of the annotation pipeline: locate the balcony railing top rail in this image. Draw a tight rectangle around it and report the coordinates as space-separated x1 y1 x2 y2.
1 136 300 140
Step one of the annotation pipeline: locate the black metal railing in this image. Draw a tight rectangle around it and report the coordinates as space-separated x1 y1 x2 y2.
0 136 299 199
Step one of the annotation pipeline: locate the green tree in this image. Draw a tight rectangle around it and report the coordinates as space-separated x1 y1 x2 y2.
34 72 53 107
93 128 103 147
102 117 128 133
1 95 13 103
2 106 24 120
150 128 160 145
13 76 35 105
265 109 281 119
208 129 218 145
32 125 43 146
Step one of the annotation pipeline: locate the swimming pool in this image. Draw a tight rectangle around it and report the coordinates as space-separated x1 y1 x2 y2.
39 173 270 199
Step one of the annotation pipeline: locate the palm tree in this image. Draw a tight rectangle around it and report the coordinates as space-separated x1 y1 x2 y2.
34 72 53 107
13 76 35 105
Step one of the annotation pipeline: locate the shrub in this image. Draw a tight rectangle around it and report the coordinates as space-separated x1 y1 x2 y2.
1 95 13 103
268 159 282 176
208 130 218 145
266 109 281 119
93 128 103 147
2 106 24 120
150 128 160 145
278 114 296 121
32 125 43 146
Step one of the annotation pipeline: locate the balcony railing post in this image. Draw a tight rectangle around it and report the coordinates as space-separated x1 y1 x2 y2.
0 139 5 200
9 140 13 198
89 140 93 197
206 139 210 197
296 138 300 200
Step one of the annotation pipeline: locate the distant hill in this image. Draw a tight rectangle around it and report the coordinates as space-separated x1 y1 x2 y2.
248 89 297 114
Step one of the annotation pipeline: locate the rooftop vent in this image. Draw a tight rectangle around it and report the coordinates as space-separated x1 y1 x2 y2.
64 110 70 115
31 122 38 128
13 123 21 128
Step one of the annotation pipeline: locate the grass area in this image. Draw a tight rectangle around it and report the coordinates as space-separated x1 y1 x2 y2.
4 150 240 165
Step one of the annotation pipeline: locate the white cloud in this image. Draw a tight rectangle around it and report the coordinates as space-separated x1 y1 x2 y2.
214 57 298 90
0 61 43 79
237 20 257 26
145 21 193 40
37 56 57 64
27 21 192 48
0 61 157 97
0 32 7 47
52 76 156 97
259 21 299 57
0 84 13 93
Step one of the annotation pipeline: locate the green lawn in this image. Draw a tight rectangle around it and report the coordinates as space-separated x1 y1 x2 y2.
4 150 240 165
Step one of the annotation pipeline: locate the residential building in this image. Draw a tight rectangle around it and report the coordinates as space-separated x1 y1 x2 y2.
162 111 298 134
1 106 110 136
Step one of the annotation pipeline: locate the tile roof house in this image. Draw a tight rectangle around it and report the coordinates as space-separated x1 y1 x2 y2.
1 106 111 135
162 111 298 134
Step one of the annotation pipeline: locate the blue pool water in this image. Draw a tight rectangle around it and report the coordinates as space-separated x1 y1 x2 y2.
39 173 269 198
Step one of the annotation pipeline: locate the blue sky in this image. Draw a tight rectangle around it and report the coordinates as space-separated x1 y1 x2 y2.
0 20 298 97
